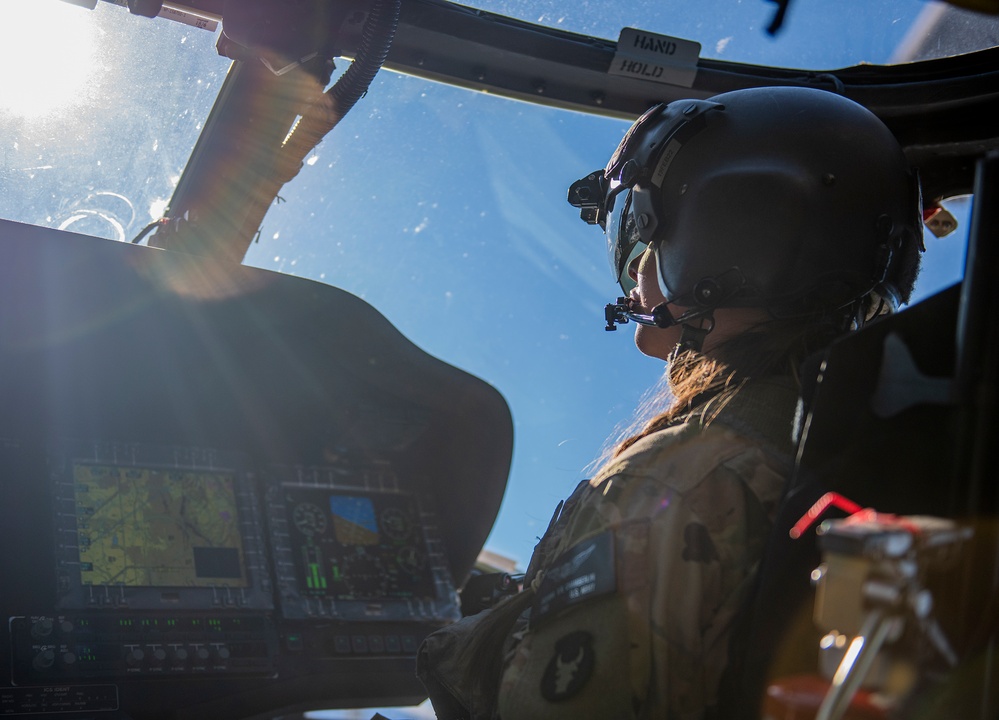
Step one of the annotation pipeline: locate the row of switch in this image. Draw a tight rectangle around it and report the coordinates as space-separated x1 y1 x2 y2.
328 634 419 655
284 633 419 655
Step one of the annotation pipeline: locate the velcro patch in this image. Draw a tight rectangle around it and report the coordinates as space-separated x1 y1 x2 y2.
531 530 615 627
540 631 595 702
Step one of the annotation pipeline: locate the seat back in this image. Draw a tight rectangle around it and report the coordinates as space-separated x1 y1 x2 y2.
718 284 962 719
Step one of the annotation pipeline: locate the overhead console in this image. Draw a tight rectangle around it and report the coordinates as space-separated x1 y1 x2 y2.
0 219 513 719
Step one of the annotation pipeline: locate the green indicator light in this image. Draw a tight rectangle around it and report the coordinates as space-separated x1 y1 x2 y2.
309 563 325 590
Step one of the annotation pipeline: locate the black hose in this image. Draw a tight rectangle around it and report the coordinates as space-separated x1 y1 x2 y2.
277 0 401 181
227 0 401 252
325 0 401 125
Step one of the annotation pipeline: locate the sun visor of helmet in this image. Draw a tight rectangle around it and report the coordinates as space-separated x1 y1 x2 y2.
602 189 641 293
604 103 671 180
569 99 724 293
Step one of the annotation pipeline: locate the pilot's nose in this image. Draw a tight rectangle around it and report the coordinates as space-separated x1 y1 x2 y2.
627 255 642 283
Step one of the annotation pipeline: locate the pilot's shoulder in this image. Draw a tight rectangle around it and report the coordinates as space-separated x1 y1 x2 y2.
591 418 769 501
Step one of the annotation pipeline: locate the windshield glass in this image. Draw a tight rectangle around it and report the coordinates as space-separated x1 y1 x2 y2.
0 1 229 241
0 0 974 570
464 0 999 67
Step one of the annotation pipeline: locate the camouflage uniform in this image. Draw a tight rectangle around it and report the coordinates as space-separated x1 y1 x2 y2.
418 378 799 720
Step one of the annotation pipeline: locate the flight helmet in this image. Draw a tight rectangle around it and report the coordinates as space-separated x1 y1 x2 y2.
568 86 923 330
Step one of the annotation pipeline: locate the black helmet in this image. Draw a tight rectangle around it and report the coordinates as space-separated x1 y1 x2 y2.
569 86 922 325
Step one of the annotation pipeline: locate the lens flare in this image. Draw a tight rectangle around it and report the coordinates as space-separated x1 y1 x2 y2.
0 0 97 118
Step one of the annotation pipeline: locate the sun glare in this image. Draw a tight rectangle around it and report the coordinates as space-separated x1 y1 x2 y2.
0 0 97 118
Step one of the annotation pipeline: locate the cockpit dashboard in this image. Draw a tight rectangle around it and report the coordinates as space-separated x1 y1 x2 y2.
0 218 513 719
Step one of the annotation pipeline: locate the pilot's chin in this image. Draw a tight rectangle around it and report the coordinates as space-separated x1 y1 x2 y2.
634 323 680 362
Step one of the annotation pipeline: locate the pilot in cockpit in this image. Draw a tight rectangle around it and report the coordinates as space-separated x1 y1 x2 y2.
417 86 924 719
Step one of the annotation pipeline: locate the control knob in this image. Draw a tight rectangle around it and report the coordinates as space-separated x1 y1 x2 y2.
32 648 55 671
149 647 167 667
30 618 54 640
125 648 145 667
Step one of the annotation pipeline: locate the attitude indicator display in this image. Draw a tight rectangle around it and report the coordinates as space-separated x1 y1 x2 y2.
286 488 435 601
266 465 459 622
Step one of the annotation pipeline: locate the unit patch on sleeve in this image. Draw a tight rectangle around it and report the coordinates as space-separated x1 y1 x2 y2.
531 530 615 626
540 630 595 702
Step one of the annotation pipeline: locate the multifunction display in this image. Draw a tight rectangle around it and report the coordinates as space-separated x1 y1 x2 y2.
266 465 460 622
73 463 248 589
52 444 272 611
284 488 435 601
49 445 457 621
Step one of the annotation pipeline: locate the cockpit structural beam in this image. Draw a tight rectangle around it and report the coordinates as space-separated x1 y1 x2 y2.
148 57 318 263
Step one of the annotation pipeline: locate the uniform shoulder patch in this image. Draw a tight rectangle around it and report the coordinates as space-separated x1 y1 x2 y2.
540 631 595 702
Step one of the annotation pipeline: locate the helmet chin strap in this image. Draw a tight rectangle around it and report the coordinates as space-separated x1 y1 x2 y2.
676 313 715 353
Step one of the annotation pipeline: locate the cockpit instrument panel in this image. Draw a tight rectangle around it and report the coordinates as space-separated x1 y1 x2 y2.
4 442 460 701
267 465 458 622
0 219 513 718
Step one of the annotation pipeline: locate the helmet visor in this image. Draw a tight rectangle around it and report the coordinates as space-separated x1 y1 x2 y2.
606 188 648 294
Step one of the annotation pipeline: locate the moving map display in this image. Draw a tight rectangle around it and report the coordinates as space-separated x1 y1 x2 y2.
285 488 436 601
73 463 248 588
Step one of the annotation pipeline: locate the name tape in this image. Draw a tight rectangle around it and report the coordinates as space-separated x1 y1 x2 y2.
531 530 616 627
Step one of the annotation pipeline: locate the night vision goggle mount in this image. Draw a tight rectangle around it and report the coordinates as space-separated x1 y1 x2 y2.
567 171 609 228
567 100 722 229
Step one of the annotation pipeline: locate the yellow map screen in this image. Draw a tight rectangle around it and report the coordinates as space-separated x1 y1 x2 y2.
73 463 248 588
